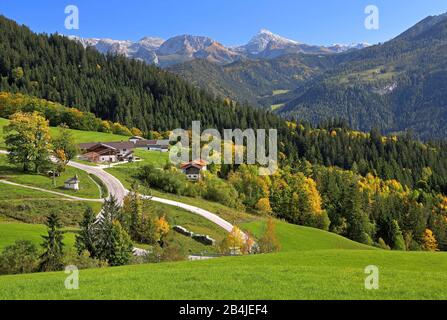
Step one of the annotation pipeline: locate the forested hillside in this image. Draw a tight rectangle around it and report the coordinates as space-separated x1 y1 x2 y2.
168 13 447 139
0 15 282 133
279 13 447 139
169 54 336 108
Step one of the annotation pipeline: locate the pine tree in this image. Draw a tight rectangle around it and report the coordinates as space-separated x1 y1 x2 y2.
391 220 406 251
123 182 143 239
39 212 64 272
75 207 97 256
95 196 133 265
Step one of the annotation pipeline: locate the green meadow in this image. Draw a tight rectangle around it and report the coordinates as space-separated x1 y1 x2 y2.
0 222 76 251
0 237 446 299
0 154 100 199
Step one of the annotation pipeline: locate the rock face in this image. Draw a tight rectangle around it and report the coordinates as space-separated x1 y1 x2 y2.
69 29 369 67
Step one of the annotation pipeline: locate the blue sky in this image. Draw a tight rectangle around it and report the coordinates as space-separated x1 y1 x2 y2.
1 1 446 46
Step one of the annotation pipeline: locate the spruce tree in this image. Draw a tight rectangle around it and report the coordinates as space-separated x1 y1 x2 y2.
39 212 64 272
75 207 97 256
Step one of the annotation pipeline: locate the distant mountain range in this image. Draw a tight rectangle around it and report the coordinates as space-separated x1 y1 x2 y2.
170 13 447 139
68 13 447 139
69 29 370 67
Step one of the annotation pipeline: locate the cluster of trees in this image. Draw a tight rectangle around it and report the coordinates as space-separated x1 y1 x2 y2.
136 165 242 209
219 218 281 255
281 120 447 195
0 92 142 136
4 111 78 175
313 165 445 250
0 212 106 275
137 159 445 252
76 189 176 266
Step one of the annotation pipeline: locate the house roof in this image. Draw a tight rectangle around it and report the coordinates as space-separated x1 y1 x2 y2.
157 140 170 146
134 140 150 147
129 136 145 140
79 141 135 151
180 160 207 169
65 174 80 184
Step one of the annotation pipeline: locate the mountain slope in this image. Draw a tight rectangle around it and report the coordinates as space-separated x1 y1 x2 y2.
169 54 338 107
278 13 447 139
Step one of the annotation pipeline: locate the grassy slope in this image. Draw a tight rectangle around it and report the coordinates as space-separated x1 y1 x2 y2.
138 201 227 254
2 212 445 300
0 222 76 251
242 220 373 252
1 249 446 299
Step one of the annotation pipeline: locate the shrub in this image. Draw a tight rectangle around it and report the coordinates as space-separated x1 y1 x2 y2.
0 240 39 275
64 250 108 269
137 165 188 195
203 175 242 209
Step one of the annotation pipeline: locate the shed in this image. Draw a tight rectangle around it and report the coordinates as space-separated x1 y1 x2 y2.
64 174 80 190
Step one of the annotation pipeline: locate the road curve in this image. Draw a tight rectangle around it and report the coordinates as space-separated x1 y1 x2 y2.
142 196 234 232
68 161 235 233
68 161 128 205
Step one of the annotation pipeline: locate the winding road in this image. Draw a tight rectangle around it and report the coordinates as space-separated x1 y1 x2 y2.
0 149 236 233
68 161 235 233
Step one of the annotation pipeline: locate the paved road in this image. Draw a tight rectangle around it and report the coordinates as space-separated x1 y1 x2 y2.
68 161 128 205
68 162 235 233
141 195 234 232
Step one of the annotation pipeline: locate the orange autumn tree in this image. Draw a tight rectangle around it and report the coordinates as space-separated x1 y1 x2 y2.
255 197 272 215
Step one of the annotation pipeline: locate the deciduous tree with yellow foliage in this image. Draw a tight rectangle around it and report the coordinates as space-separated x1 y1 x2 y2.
422 229 438 252
4 111 52 172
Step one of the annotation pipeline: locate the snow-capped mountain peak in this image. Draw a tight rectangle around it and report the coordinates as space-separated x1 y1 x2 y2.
67 30 370 68
240 29 299 54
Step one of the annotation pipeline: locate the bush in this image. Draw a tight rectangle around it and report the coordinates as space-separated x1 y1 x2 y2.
0 240 39 275
203 175 242 209
64 250 108 269
137 165 188 195
377 238 391 250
